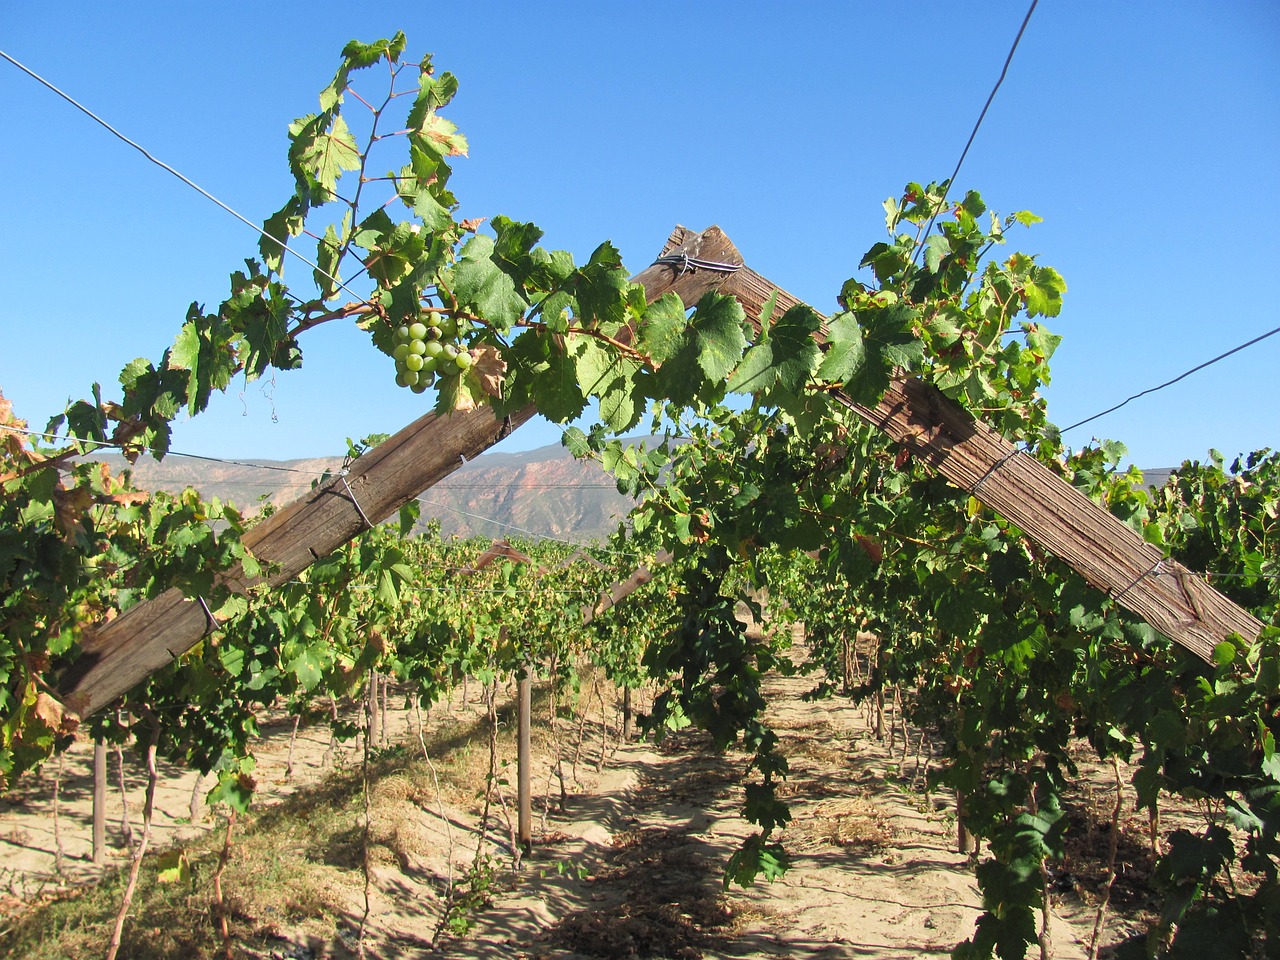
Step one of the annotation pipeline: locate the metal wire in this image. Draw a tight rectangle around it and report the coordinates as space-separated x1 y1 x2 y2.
0 48 365 302
1059 323 1280 436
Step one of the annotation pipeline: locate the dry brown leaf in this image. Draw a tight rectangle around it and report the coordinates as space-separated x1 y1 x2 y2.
52 485 94 539
34 692 78 735
471 343 508 399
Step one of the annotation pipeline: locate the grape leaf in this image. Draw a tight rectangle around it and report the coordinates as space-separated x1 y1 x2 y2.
452 235 529 328
689 292 748 382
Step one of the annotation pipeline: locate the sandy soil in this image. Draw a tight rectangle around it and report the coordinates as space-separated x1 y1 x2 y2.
0 653 1135 959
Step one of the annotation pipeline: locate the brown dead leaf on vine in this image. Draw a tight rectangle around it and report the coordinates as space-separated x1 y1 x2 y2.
855 534 883 564
0 390 20 430
34 692 79 736
52 484 94 540
471 343 507 399
0 388 38 463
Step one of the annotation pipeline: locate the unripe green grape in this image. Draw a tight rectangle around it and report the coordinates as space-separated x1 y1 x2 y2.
455 351 473 370
396 369 419 388
410 381 430 394
418 372 436 389
443 343 459 360
396 325 411 341
408 321 428 341
438 317 458 339
423 340 444 359
393 343 410 362
408 339 427 356
405 353 424 372
420 356 438 373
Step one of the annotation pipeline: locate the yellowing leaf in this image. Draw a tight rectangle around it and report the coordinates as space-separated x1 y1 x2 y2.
155 849 193 885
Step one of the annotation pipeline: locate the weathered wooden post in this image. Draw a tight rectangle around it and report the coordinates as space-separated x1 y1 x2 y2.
92 739 107 866
517 662 532 855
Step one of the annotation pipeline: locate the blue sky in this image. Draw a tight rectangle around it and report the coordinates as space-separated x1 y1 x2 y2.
2 3 1277 470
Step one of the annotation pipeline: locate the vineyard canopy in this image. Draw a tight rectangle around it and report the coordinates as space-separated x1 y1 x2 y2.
56 225 1263 721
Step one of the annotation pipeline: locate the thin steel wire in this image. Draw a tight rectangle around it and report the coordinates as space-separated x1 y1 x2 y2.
910 0 1040 268
1059 323 1280 436
0 48 365 303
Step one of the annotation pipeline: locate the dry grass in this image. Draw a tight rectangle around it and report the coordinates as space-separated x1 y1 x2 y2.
0 675 609 960
540 826 756 960
791 795 895 852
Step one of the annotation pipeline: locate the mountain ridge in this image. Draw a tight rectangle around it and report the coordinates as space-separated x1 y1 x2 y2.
87 445 1179 544
89 441 635 542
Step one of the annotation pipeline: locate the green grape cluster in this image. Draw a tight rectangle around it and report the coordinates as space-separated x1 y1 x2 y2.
390 315 474 393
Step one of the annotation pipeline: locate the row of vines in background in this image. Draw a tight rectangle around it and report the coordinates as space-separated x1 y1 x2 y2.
630 400 1279 957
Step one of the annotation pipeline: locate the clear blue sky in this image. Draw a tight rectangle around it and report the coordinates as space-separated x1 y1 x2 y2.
2 3 1277 469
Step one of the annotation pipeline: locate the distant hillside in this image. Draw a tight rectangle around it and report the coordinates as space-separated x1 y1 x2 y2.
91 441 636 542
88 445 1181 544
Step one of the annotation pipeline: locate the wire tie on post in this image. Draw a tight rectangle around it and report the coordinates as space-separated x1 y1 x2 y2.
971 445 1023 497
1111 557 1166 605
339 469 373 530
652 253 743 276
196 595 221 636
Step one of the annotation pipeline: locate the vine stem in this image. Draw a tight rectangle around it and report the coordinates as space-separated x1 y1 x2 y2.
1088 756 1124 960
114 738 134 851
413 696 456 911
357 681 374 958
213 811 237 960
104 720 160 960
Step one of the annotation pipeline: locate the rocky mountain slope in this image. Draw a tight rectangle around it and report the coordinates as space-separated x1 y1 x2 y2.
91 441 636 543
91 444 1176 546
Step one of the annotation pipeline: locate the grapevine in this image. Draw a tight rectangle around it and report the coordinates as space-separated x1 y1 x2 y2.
0 34 1276 960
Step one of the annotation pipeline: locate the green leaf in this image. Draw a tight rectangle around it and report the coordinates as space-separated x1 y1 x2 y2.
314 221 343 300
260 197 305 274
726 342 776 394
155 849 192 885
562 426 589 457
725 834 789 887
688 292 748 382
288 113 361 203
363 221 426 287
452 235 529 328
407 70 459 131
1024 265 1066 318
207 764 256 815
599 376 642 434
320 34 407 111
924 234 948 274
527 338 586 424
815 311 866 384
571 242 630 330
765 305 822 392
289 647 325 691
638 293 688 364
167 304 235 415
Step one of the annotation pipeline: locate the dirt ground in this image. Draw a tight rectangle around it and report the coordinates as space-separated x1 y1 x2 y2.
0 661 1145 960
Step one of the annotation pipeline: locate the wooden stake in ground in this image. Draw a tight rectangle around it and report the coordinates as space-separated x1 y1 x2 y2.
517 666 532 856
92 739 107 866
